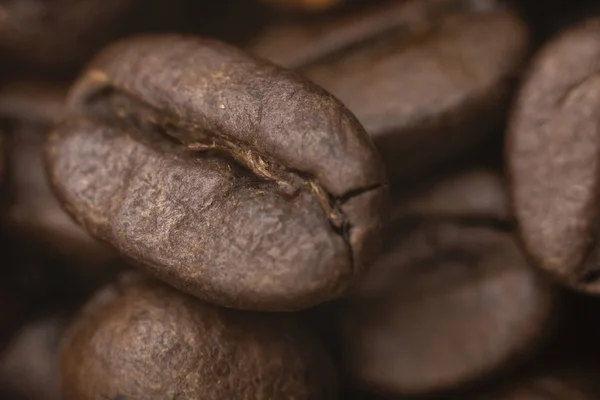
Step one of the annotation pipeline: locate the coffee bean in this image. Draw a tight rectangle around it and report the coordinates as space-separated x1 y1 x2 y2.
333 170 554 395
0 83 115 261
338 219 555 396
249 0 528 183
507 18 600 292
0 0 140 72
44 34 389 311
61 273 338 400
8 1 600 398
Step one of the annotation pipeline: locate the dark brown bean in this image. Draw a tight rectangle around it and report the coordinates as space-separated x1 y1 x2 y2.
507 18 600 292
338 219 555 396
333 169 554 396
249 0 528 183
61 273 338 400
44 34 389 311
0 0 140 71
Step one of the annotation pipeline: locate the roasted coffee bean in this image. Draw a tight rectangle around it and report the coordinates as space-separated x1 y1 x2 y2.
61 273 338 400
507 18 600 293
45 35 389 311
6 0 600 398
0 315 65 400
249 0 528 183
0 83 114 261
0 0 141 72
333 170 554 396
338 220 555 396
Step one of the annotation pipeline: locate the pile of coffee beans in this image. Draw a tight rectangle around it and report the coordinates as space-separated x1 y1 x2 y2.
3 0 600 399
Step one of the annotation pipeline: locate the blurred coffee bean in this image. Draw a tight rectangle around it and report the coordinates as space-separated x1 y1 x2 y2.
507 18 600 293
0 83 115 262
249 0 528 184
0 0 276 79
0 315 66 400
61 273 338 400
0 0 142 74
334 169 556 396
339 221 556 396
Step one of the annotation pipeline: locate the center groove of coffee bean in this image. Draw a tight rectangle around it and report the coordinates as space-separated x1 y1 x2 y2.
78 85 366 261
